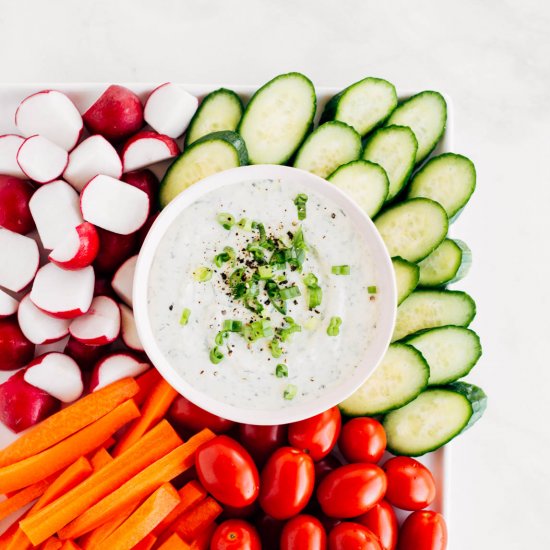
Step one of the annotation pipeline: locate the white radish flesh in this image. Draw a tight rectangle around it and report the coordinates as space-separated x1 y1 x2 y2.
121 132 179 172
0 228 39 292
0 134 26 178
80 175 149 235
144 83 198 138
112 255 137 307
18 294 71 345
91 353 149 391
16 136 69 184
69 295 120 345
15 90 83 151
49 222 99 270
119 303 143 351
30 263 94 319
29 180 83 250
24 352 83 402
64 135 122 192
0 290 18 318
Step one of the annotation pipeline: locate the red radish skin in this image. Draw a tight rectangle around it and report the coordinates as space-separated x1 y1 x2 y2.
83 85 144 142
119 303 143 352
0 228 40 292
15 90 83 151
144 83 198 138
17 294 71 345
111 255 137 307
0 317 35 371
30 263 95 319
89 352 149 392
29 180 83 250
69 296 121 345
0 290 18 319
64 337 104 371
0 369 60 433
49 222 100 270
121 170 159 207
80 175 150 235
0 134 27 178
64 135 123 192
121 131 179 173
94 227 137 275
24 352 84 403
0 174 35 234
136 212 158 247
16 135 69 184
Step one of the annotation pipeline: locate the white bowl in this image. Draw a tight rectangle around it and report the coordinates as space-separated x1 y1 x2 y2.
133 164 396 424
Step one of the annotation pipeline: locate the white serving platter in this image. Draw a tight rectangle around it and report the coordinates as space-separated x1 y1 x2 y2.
0 82 453 533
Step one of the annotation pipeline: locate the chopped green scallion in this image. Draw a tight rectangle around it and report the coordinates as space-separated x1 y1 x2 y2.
270 338 283 358
193 267 213 282
209 346 224 364
368 285 377 294
217 212 235 230
275 364 288 378
327 316 342 336
332 265 351 275
293 194 308 220
179 308 191 325
222 320 242 332
307 286 323 310
258 265 273 280
279 285 301 301
284 384 298 400
238 217 253 231
215 331 228 346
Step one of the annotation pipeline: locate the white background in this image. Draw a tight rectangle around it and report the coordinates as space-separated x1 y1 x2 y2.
1 0 549 548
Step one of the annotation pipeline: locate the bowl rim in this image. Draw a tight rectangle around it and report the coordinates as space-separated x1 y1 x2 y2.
133 164 396 424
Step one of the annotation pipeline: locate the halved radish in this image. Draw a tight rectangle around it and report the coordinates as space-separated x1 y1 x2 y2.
64 336 104 371
30 263 95 319
83 85 143 142
121 169 159 205
0 317 35 371
0 369 60 433
119 303 143 352
49 221 99 270
0 174 35 234
90 352 149 392
0 134 27 178
81 175 149 235
0 228 40 292
94 227 137 275
15 90 83 151
17 135 69 184
18 294 71 345
144 83 198 138
112 254 137 307
24 352 83 402
0 289 18 319
69 295 120 345
29 180 83 250
121 131 179 173
64 135 123 192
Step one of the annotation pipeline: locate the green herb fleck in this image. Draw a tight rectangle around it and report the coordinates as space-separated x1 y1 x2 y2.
179 308 191 325
368 285 377 294
275 364 288 378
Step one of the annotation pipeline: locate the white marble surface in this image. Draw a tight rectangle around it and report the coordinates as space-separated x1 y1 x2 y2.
1 0 549 548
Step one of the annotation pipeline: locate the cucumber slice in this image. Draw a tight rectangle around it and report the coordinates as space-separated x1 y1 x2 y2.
159 131 247 207
386 91 447 164
328 160 389 218
185 88 243 146
238 73 316 164
374 198 448 263
363 126 418 201
393 289 476 342
294 121 362 178
408 153 476 218
392 257 419 305
406 326 482 385
321 77 398 136
384 382 487 456
418 238 471 287
339 343 429 416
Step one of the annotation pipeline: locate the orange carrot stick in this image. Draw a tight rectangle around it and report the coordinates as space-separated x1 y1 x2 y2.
134 369 162 406
0 399 139 495
157 533 192 550
0 378 139 468
41 536 62 550
0 478 49 520
132 533 158 550
113 379 178 456
60 429 215 540
90 447 113 470
173 498 223 543
190 521 217 550
20 420 181 546
101 484 180 550
154 480 206 537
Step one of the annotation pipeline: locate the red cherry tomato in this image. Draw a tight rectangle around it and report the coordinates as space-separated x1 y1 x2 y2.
288 406 341 461
168 395 235 434
281 514 327 550
259 447 315 520
397 511 447 550
317 463 387 518
196 435 259 507
238 424 287 466
314 455 342 487
383 457 436 511
328 522 382 550
339 417 386 464
211 519 261 550
357 500 398 550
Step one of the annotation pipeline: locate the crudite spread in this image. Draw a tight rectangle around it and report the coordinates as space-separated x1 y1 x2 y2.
148 178 379 410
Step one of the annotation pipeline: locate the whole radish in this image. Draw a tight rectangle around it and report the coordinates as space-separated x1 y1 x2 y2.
121 170 159 207
94 227 137 275
0 317 35 371
0 175 35 234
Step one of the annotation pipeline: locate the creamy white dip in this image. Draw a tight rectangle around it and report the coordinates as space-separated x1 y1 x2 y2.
148 178 379 410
